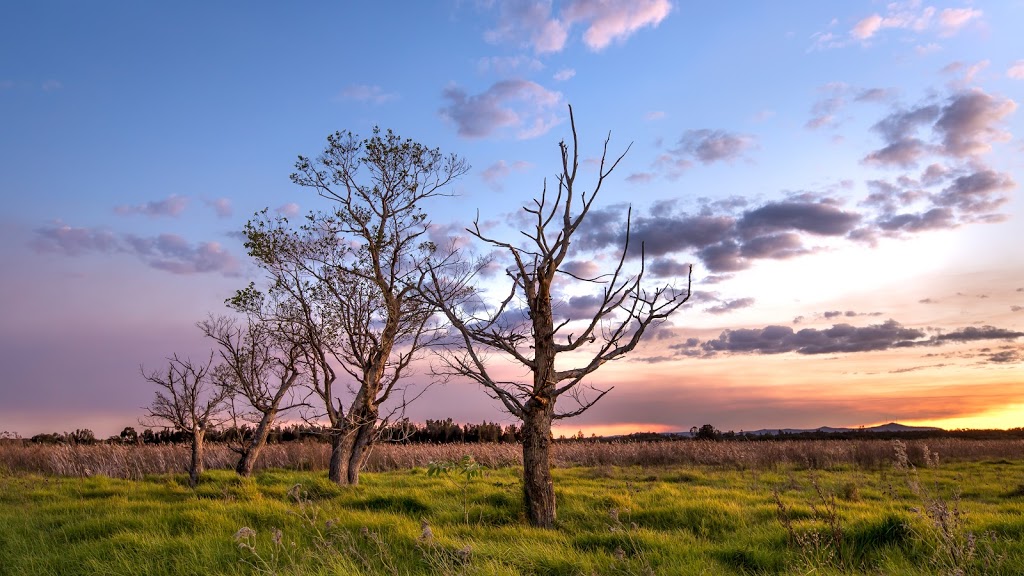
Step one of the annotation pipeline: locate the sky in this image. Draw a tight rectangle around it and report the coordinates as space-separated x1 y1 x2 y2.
1 1 1022 438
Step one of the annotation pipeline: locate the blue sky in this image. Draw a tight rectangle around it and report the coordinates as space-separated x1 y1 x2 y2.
2 1 1022 437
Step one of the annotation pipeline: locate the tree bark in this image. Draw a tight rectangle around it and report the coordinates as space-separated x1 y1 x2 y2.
189 428 205 488
328 427 356 485
235 408 278 477
346 419 377 485
521 404 556 528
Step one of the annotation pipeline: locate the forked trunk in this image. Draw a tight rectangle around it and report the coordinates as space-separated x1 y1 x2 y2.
522 406 556 528
189 428 205 488
346 420 377 485
235 408 278 477
328 428 356 485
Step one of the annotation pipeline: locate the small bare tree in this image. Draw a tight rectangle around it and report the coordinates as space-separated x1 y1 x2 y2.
199 312 304 477
142 353 230 487
424 106 691 527
241 127 468 485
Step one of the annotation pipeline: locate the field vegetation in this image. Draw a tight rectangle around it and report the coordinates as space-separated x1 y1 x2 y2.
2 438 1023 575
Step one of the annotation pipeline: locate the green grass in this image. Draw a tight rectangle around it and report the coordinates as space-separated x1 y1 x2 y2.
1 460 1023 575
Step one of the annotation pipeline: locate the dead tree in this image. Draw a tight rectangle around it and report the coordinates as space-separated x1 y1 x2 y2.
242 127 468 485
424 106 691 527
199 313 304 477
141 353 229 487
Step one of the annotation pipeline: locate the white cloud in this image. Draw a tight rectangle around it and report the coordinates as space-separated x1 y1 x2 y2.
483 0 670 54
1006 60 1024 80
645 111 666 121
553 68 576 81
114 194 189 218
338 84 397 104
562 0 672 51
938 7 982 36
275 203 300 217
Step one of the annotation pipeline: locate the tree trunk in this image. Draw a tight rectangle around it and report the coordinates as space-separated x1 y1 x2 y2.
235 408 278 477
346 419 377 485
328 427 356 485
189 429 205 488
522 405 556 528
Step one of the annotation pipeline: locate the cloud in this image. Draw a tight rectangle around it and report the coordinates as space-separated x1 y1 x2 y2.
647 257 691 278
864 89 1016 168
553 68 576 81
275 203 300 217
338 84 397 104
114 194 189 217
1008 61 1024 80
32 223 240 277
41 80 63 92
440 79 563 139
937 8 982 36
204 197 232 218
681 319 1023 357
31 222 119 256
933 326 1024 343
561 0 672 51
625 172 654 184
483 0 670 54
672 129 756 165
645 111 666 121
127 234 241 276
738 201 861 238
705 297 755 315
476 56 543 75
481 160 530 191
935 89 1016 158
815 2 980 50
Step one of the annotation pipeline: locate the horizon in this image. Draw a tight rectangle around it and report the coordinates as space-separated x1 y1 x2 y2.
1 2 1022 439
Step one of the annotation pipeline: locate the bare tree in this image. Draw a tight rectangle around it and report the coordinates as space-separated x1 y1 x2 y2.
241 127 468 485
141 353 230 487
199 312 304 477
424 106 691 527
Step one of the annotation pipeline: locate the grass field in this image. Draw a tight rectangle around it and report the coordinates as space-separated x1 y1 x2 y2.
2 439 1024 575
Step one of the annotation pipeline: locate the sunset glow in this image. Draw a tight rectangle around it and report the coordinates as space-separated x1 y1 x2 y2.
1 2 1021 438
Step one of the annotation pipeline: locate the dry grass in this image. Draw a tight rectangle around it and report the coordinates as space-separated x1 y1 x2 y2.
1 437 1021 479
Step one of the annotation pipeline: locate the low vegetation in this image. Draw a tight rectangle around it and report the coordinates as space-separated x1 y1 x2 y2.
1 439 1023 575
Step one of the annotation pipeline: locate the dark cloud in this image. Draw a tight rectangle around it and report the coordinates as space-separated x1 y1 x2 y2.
31 223 240 277
738 201 861 238
672 129 755 164
705 297 755 315
933 326 1024 342
934 169 1014 213
864 89 1016 168
935 89 1017 158
739 233 809 260
440 80 562 139
877 207 956 232
681 319 1024 357
1011 306 1023 312
693 320 925 355
647 257 691 278
114 194 189 218
628 214 735 256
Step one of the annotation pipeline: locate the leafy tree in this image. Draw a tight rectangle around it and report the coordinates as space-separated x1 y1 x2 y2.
242 127 468 485
424 107 691 527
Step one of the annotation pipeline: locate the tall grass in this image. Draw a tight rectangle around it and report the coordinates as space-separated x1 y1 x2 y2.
1 438 1021 478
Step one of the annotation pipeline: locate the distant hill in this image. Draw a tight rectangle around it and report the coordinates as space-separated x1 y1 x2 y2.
660 422 943 438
